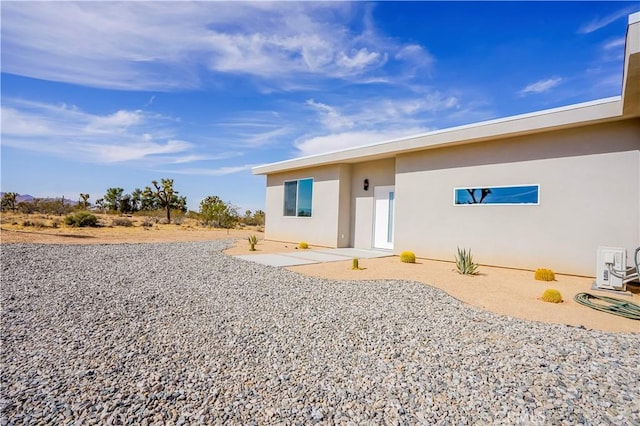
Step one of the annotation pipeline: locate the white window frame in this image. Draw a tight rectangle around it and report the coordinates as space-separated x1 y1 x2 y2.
453 184 540 206
283 177 313 217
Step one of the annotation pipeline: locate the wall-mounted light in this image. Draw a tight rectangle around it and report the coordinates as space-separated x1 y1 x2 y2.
363 178 369 191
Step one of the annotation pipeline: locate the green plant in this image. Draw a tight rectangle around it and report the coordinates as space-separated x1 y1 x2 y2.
535 268 556 281
64 211 98 227
248 235 258 251
299 241 309 249
541 289 563 303
455 247 479 275
400 251 416 263
352 258 361 270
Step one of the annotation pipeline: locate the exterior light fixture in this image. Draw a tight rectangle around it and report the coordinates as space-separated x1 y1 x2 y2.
364 179 369 191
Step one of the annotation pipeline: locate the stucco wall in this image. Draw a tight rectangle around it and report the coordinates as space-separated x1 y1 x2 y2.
264 164 347 247
349 158 396 249
394 119 640 276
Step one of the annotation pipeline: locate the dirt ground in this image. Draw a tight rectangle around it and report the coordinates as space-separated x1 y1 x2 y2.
0 212 258 245
2 213 638 334
225 239 640 334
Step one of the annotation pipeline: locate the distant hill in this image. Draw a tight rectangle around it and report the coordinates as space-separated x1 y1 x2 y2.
0 193 75 205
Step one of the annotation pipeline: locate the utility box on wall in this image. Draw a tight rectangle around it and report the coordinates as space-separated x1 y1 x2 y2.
595 246 627 290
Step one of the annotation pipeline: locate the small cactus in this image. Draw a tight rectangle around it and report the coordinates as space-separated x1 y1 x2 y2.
299 241 309 249
352 258 361 270
400 251 416 263
535 268 555 281
248 235 258 251
541 288 563 303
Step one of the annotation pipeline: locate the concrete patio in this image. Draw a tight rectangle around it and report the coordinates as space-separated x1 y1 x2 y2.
235 247 392 267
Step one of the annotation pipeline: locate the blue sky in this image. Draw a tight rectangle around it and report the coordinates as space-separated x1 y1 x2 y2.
1 1 638 212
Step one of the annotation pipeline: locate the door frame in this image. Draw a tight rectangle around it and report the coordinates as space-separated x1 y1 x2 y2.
372 185 395 250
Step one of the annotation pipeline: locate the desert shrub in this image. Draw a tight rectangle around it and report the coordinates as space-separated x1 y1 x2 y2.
22 220 44 228
400 251 416 263
541 289 563 303
298 241 309 249
535 268 555 281
51 221 59 229
112 217 133 227
64 211 98 227
455 247 479 275
248 235 258 251
141 220 153 228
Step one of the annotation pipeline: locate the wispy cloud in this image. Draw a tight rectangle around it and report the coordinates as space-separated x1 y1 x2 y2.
603 37 626 50
0 98 226 165
294 92 459 156
577 6 638 34
166 165 258 176
519 77 563 96
1 2 433 91
294 128 430 157
212 112 293 148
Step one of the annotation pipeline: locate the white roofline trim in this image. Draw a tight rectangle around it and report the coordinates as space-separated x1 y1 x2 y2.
253 96 622 175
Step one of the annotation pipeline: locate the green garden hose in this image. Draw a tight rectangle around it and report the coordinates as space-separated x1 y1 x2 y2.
574 292 640 320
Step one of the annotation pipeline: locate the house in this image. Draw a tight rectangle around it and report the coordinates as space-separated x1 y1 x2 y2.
252 13 640 276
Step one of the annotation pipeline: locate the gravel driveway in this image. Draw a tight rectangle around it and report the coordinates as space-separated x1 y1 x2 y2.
1 241 639 424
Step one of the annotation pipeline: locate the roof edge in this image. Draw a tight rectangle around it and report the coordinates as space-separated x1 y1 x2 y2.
252 96 622 175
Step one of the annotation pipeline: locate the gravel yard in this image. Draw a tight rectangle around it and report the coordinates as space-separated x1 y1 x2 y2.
1 241 639 424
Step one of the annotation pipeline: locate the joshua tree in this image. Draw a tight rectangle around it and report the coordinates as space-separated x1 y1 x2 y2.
1 192 18 212
151 178 180 224
466 188 492 204
79 193 90 209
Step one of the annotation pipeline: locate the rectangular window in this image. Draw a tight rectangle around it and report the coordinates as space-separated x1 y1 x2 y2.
283 178 313 217
454 185 539 205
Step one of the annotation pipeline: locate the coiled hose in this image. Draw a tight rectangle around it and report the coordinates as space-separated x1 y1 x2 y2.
574 292 640 320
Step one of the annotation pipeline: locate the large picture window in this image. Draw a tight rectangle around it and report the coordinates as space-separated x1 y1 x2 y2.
284 178 313 217
454 184 539 205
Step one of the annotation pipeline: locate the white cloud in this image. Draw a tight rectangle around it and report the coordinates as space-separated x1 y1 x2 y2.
167 165 257 176
1 2 432 91
0 99 206 165
577 6 638 34
294 128 430 157
212 112 293 148
306 99 355 131
519 77 563 95
395 44 435 69
603 37 626 50
294 91 460 156
336 48 385 71
78 139 191 163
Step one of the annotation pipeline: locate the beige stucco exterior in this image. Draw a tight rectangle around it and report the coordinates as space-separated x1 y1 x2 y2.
394 120 640 275
255 14 640 276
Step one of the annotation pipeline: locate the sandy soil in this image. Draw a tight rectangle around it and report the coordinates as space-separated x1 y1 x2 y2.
0 212 258 245
0 225 256 245
225 239 640 334
2 216 637 334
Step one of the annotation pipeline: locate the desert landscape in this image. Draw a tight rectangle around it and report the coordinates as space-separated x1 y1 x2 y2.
2 211 638 334
2 211 639 424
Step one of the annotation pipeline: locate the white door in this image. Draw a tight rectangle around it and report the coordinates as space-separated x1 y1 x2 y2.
373 186 395 250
